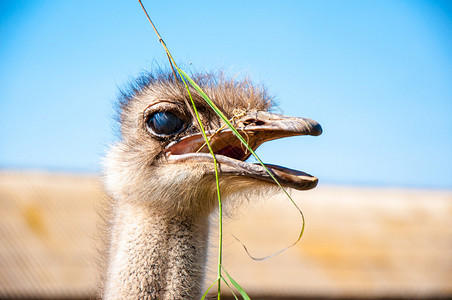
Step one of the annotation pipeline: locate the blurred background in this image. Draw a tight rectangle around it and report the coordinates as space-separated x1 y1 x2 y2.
0 1 451 299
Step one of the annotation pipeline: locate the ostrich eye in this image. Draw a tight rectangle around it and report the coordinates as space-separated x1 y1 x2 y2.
147 111 185 136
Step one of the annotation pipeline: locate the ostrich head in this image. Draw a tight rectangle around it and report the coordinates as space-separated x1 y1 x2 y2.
104 71 322 218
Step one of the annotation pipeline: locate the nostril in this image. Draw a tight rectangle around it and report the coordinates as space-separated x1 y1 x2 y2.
242 119 265 126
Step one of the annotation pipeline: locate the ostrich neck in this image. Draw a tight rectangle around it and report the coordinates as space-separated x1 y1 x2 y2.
104 201 210 300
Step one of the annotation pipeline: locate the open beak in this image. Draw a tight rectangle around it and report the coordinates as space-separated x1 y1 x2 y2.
165 111 322 190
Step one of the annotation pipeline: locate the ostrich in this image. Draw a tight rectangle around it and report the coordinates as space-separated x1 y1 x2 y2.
102 71 322 299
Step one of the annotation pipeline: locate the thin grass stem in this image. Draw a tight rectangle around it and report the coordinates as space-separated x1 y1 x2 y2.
138 1 307 297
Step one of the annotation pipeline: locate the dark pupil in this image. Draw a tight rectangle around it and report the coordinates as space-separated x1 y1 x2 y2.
148 111 184 135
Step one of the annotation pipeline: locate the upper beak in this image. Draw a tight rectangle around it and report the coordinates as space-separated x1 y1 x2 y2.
235 110 322 137
165 110 322 190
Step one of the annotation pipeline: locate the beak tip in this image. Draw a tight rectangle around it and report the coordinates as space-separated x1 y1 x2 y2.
314 123 323 136
309 121 322 136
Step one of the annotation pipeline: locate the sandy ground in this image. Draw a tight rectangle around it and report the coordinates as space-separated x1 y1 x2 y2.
0 171 451 298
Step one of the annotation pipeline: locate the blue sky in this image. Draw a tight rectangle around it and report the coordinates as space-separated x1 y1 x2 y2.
1 1 451 189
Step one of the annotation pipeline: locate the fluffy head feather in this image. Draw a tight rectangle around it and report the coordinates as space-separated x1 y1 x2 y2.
104 70 276 218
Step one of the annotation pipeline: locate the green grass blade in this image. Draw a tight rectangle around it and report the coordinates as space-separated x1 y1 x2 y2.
138 3 305 296
220 277 239 300
222 267 251 300
179 69 306 259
